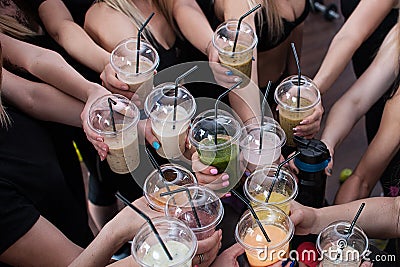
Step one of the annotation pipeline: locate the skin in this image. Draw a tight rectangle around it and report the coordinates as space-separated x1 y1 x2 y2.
0 197 160 267
37 0 110 73
0 32 111 157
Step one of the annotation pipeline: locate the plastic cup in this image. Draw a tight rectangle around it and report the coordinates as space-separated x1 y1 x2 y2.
235 205 294 267
143 164 198 212
240 116 286 172
88 94 140 174
188 109 242 193
131 217 198 267
316 221 369 267
212 19 257 81
165 184 224 240
110 38 159 109
144 83 196 159
274 75 320 147
243 164 298 215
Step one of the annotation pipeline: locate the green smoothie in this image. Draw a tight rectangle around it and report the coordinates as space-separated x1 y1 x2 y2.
219 44 252 79
197 135 240 189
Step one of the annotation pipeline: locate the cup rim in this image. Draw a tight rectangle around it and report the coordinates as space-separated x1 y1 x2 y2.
143 164 198 211
87 94 140 136
110 37 160 77
240 117 286 151
212 19 258 56
144 83 197 123
188 110 242 150
164 185 224 232
243 164 298 206
274 75 321 112
235 206 294 251
131 216 198 267
316 220 369 260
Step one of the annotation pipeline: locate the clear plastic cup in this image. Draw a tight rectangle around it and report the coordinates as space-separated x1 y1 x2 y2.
188 109 242 193
212 19 257 81
240 116 286 172
87 94 140 174
243 164 298 215
131 217 198 267
110 38 159 108
144 83 196 159
235 205 294 267
165 184 224 240
274 75 320 147
316 221 369 267
143 164 198 212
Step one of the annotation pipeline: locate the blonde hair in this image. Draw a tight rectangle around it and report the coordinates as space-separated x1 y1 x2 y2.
248 0 284 44
0 15 38 39
0 43 10 127
98 0 180 44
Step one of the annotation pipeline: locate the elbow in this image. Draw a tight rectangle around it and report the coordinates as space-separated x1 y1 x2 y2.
26 49 64 73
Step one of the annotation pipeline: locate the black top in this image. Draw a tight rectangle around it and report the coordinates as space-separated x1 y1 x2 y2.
0 107 93 262
255 1 310 52
151 36 183 71
341 0 399 77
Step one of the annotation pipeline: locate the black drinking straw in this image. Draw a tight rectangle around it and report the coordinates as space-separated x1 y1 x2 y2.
259 81 272 150
214 80 243 145
108 97 117 132
136 12 155 74
172 66 198 130
160 187 202 228
231 189 271 242
115 192 173 260
232 4 262 53
290 43 301 109
345 203 366 241
265 151 301 203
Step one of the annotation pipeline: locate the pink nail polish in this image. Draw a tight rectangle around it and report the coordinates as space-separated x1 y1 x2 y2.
96 137 103 142
210 168 218 175
222 181 229 187
222 174 229 181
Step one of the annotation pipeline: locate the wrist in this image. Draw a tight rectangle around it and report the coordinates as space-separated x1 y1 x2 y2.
205 39 213 56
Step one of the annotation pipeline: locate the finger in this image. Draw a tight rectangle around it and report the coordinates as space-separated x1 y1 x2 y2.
360 261 373 267
144 120 161 150
223 243 245 258
325 159 333 176
194 230 222 266
101 65 130 91
191 152 219 175
289 208 305 228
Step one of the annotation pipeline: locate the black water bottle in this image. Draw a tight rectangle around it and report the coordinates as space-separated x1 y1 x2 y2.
294 136 331 208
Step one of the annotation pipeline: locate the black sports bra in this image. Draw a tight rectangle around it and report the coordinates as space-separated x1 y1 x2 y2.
255 0 310 51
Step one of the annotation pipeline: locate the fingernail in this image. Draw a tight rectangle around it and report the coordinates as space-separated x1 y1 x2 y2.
245 170 251 177
96 137 103 142
102 147 108 152
152 141 160 150
121 85 129 90
327 168 332 175
222 181 229 187
252 56 255 61
222 174 229 181
234 77 242 82
300 120 308 125
210 168 218 175
293 127 298 132
224 192 231 197
225 70 233 76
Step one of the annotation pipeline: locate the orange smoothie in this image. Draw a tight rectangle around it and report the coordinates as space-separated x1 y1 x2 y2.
243 225 289 266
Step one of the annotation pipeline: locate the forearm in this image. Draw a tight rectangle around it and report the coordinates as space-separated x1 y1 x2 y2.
228 83 261 123
334 174 371 204
69 223 126 267
315 197 400 238
50 20 109 73
2 69 83 127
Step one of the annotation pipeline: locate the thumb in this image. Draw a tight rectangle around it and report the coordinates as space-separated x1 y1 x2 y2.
224 243 245 258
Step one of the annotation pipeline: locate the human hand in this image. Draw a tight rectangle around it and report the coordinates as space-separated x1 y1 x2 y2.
138 119 161 150
321 139 334 176
81 84 111 161
210 243 244 267
294 101 324 139
208 48 242 89
192 230 222 267
289 201 318 236
191 151 230 191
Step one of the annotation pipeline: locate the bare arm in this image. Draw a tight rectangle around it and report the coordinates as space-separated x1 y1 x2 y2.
291 198 400 239
313 0 396 94
320 25 398 155
37 0 109 73
2 69 83 127
334 84 400 204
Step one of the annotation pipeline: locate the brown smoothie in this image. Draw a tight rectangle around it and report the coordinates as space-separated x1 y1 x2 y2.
279 97 313 147
219 44 252 79
104 124 140 174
